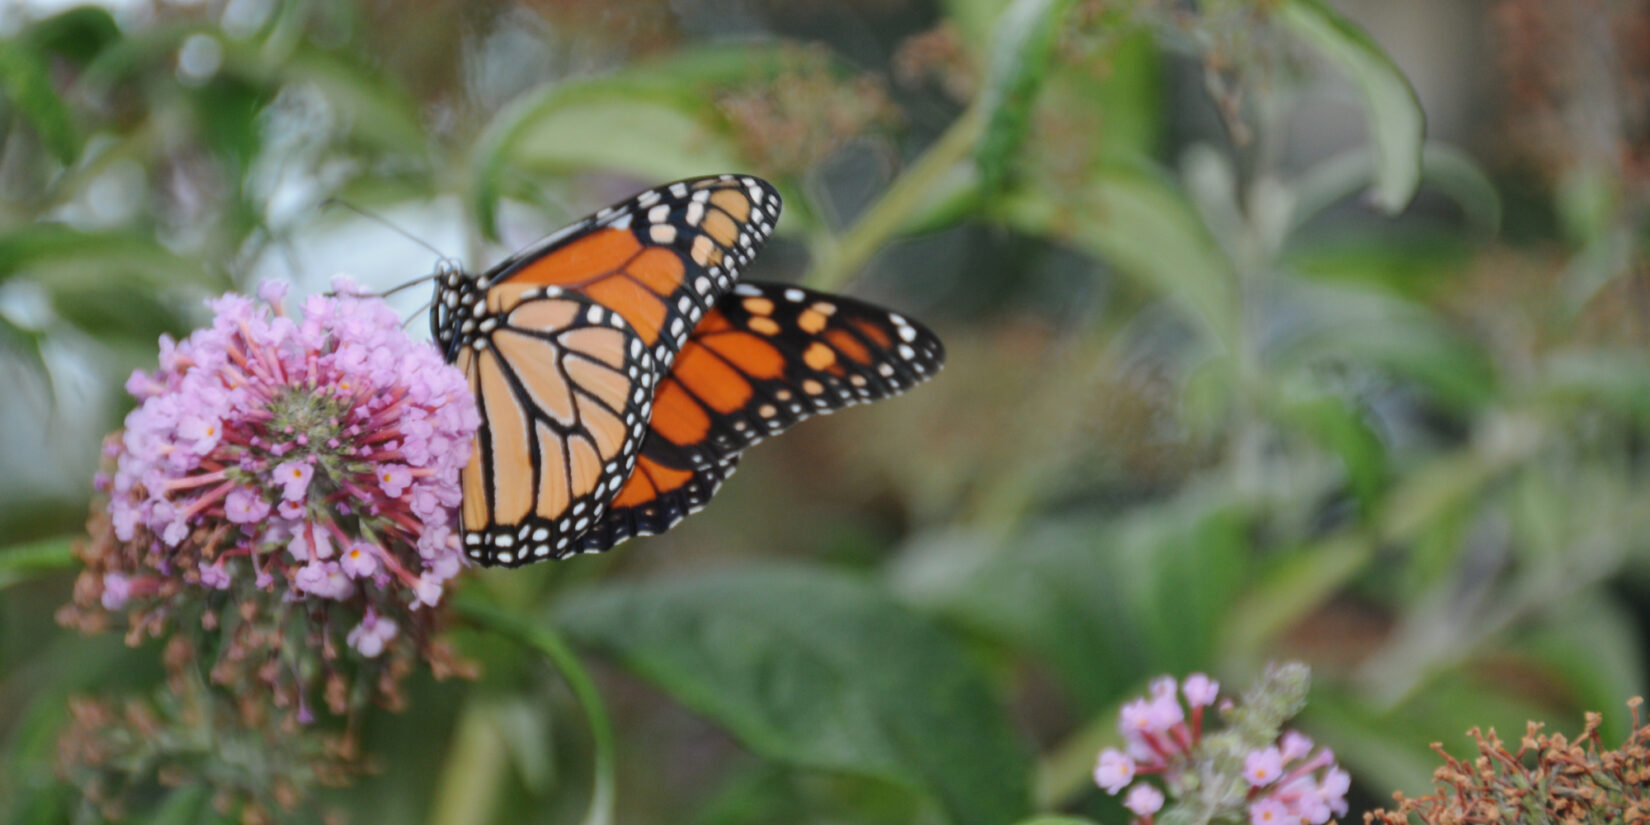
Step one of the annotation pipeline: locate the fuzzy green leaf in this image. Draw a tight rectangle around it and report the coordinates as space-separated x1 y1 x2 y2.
0 41 80 164
555 564 1032 825
1280 0 1425 213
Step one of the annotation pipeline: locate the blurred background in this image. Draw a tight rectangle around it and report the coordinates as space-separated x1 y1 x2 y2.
2 0 1648 822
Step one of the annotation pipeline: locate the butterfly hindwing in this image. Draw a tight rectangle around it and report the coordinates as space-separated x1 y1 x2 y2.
454 175 782 377
572 452 741 555
456 284 654 566
634 280 947 470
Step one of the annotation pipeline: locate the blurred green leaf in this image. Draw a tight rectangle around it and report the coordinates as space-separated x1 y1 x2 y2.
1220 533 1373 668
1279 0 1425 213
1379 451 1500 545
1005 163 1237 347
0 41 80 165
898 501 1248 709
19 7 122 66
944 0 1014 52
893 520 1150 709
284 46 427 153
1011 818 1101 825
48 281 189 346
1271 283 1497 411
456 597 615 825
186 73 268 170
428 701 511 825
974 0 1075 193
0 225 215 289
1537 351 1650 428
140 786 212 825
471 46 818 237
0 536 75 593
555 564 1033 825
492 698 556 794
1513 598 1646 744
1277 389 1389 511
1290 144 1501 234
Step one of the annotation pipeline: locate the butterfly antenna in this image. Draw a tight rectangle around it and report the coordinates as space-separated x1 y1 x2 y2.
322 197 451 260
403 297 436 328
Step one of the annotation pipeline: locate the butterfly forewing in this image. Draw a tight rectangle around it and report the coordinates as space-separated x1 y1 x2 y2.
639 280 946 470
472 175 781 376
456 284 654 565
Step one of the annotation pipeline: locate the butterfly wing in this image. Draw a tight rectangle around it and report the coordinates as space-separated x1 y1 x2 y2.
567 280 946 555
643 280 946 470
457 285 654 566
570 452 741 554
450 175 782 374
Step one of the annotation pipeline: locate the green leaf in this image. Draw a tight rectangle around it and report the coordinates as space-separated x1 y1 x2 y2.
974 0 1076 192
284 46 427 153
470 46 815 237
1012 818 1102 825
1279 0 1425 213
0 536 76 592
19 6 122 66
1290 144 1500 234
456 596 615 825
0 224 215 289
49 280 189 345
1219 533 1373 667
555 564 1033 825
1003 163 1237 348
1513 597 1646 744
943 0 1014 52
140 786 212 825
0 41 80 164
896 501 1249 710
1276 388 1390 511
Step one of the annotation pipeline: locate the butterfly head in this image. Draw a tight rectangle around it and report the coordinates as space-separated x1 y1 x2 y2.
430 257 486 359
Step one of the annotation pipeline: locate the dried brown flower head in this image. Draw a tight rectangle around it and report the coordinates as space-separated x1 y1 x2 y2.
1365 698 1650 825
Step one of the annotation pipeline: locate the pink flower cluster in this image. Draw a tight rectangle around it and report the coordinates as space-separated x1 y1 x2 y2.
1094 674 1220 821
1093 673 1348 825
101 280 478 655
1243 732 1350 825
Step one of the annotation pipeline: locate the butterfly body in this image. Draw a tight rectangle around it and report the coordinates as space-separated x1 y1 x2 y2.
436 175 943 566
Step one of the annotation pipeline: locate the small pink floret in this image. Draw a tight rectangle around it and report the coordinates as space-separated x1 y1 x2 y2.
1280 730 1313 761
1248 797 1290 825
198 562 231 590
100 573 132 610
1094 748 1135 795
1244 747 1284 788
273 460 314 502
1182 672 1219 707
1123 783 1164 817
342 542 380 578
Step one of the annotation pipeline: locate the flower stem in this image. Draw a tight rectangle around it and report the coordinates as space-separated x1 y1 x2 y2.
804 102 985 291
454 594 616 825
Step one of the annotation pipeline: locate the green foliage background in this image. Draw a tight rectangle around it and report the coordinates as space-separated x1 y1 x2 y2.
2 0 1648 822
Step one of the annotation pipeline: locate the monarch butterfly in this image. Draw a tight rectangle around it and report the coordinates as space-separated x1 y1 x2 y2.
432 174 944 566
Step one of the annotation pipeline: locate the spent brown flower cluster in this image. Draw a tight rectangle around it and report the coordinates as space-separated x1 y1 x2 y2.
892 22 978 103
56 653 363 825
1365 698 1650 825
715 46 900 178
1492 0 1650 189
